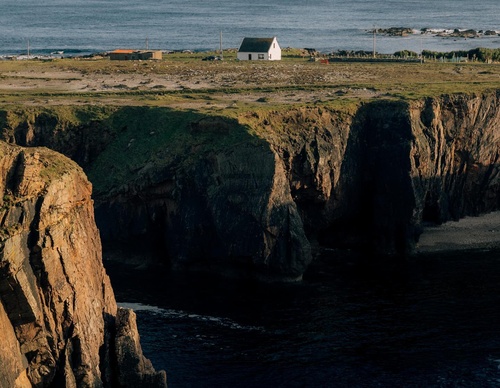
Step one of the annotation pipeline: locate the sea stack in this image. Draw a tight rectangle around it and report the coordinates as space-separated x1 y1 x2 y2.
0 142 166 387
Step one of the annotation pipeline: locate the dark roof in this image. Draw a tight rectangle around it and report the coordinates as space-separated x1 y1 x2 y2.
238 37 276 52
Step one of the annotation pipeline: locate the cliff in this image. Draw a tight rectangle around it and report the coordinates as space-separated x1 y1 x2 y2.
1 92 499 280
0 142 166 387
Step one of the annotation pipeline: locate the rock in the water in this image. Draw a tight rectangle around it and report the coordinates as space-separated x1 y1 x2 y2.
0 141 166 387
115 308 167 387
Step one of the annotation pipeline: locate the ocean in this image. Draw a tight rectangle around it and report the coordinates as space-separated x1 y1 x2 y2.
5 1 500 386
1 0 499 57
107 250 500 387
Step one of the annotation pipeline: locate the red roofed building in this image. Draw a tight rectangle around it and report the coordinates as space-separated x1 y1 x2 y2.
109 49 162 60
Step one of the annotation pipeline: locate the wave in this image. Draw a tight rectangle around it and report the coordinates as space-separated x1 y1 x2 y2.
118 302 265 332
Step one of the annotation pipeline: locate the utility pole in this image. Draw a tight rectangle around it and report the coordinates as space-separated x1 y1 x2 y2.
27 39 30 58
420 32 423 64
219 31 223 60
373 26 376 58
145 36 149 50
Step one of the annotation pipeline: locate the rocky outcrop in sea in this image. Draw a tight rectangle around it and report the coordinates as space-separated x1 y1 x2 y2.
369 27 500 39
0 142 166 387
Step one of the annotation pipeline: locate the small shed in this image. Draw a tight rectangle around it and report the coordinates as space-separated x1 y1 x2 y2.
109 49 162 60
237 37 281 61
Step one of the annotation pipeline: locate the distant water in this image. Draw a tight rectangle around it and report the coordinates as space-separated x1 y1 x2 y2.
1 0 499 57
106 250 500 387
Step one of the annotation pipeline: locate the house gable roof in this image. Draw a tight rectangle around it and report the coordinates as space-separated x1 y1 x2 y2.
238 37 277 53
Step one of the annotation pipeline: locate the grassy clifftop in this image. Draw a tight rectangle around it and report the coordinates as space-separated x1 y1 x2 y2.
0 99 362 198
0 56 499 108
0 105 271 192
0 56 499 198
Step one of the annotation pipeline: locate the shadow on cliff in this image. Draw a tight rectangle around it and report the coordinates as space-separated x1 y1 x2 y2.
0 106 117 169
3 99 500 279
0 105 312 279
90 107 312 280
316 97 500 258
317 100 422 256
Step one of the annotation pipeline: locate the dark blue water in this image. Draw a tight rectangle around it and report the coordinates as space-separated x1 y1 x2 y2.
1 0 499 56
106 250 500 387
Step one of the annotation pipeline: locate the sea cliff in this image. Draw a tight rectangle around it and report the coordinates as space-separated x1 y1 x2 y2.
0 142 166 387
1 91 499 280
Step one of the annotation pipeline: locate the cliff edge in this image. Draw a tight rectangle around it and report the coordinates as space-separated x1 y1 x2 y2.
91 94 500 275
0 142 166 387
1 92 499 280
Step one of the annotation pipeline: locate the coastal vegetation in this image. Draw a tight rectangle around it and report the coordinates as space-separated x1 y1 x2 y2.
1 49 500 278
1 51 499 197
0 50 499 109
422 47 500 62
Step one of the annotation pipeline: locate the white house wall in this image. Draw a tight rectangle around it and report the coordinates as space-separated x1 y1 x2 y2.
268 39 281 60
237 52 267 60
237 38 281 61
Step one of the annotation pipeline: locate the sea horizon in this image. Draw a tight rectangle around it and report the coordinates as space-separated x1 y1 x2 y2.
1 0 499 58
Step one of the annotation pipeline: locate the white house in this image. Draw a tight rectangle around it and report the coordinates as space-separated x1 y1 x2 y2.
237 37 281 61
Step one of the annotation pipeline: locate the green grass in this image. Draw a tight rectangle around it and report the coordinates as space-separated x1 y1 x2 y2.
39 152 75 183
0 56 499 196
0 58 499 108
87 106 257 194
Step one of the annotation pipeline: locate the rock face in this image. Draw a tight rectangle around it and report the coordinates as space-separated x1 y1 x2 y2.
0 142 166 387
96 138 311 281
2 92 500 279
371 27 414 36
410 94 500 220
0 106 118 170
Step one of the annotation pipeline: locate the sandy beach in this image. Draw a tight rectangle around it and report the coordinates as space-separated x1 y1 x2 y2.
416 211 500 253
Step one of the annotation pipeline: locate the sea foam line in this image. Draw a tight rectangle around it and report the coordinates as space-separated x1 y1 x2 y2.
119 302 265 332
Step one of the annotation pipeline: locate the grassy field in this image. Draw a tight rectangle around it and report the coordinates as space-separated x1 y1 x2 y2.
0 50 499 112
1 52 499 196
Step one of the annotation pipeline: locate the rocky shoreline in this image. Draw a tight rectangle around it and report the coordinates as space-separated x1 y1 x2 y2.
370 26 500 39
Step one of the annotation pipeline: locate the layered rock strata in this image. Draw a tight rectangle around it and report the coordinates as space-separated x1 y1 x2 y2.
1 92 500 279
0 142 166 387
94 94 500 276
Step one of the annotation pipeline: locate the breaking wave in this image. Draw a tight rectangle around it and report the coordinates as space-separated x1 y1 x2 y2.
119 302 265 332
